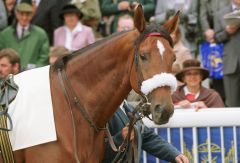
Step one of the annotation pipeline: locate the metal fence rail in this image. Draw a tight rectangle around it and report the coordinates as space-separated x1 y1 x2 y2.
142 108 240 163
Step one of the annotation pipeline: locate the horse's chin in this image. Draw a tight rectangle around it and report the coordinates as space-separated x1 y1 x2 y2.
153 118 170 125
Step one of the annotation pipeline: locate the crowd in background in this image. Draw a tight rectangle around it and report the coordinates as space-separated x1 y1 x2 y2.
0 0 240 108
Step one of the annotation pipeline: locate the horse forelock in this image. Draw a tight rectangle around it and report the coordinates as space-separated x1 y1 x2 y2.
135 22 173 49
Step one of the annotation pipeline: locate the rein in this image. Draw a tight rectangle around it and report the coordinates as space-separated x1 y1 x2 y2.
57 61 106 132
110 101 150 163
57 61 106 163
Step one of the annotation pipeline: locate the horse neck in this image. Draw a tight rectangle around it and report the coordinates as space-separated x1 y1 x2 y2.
66 31 138 126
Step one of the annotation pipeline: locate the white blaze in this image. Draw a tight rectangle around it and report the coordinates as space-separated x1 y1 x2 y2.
157 40 165 59
141 73 177 95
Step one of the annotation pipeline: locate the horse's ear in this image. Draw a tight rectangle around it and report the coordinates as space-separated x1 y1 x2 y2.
163 11 180 43
134 4 146 33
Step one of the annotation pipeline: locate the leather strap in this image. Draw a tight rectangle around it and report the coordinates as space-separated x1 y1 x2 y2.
106 124 118 152
111 107 142 163
57 61 106 132
0 75 17 163
57 68 80 163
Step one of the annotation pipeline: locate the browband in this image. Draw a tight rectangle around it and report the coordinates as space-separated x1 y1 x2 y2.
145 32 162 37
145 32 173 47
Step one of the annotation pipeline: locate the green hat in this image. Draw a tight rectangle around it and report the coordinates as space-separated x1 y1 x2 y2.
16 3 33 13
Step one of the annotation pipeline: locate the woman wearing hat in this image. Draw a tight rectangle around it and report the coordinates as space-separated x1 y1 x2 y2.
172 59 224 110
54 4 95 51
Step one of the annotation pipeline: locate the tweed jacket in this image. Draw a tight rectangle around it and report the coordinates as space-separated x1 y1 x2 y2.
214 5 240 75
200 0 230 31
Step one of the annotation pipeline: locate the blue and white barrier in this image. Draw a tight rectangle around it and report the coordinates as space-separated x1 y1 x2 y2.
142 108 240 163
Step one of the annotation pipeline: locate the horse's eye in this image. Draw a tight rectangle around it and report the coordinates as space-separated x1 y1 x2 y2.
173 54 176 62
140 53 147 61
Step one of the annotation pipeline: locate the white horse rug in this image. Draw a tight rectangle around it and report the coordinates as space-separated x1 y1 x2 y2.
8 65 57 151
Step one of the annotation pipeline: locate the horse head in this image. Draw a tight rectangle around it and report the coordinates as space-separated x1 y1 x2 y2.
130 5 180 125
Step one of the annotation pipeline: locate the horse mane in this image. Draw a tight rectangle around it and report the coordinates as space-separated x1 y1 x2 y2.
52 22 172 71
52 30 129 71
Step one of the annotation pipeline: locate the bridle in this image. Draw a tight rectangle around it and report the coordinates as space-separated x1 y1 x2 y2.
56 28 173 132
131 29 173 118
111 29 174 163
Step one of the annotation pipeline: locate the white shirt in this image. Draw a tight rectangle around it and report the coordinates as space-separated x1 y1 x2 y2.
120 100 128 115
232 3 240 12
183 86 200 99
33 0 41 6
71 0 86 4
17 23 30 39
64 22 83 51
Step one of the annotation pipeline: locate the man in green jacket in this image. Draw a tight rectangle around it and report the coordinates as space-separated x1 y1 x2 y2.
0 2 49 71
101 0 154 34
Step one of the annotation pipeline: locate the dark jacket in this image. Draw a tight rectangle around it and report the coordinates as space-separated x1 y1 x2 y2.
103 102 180 163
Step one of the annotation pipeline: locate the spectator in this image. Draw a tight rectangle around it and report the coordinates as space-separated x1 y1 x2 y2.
199 0 230 107
103 100 189 163
101 0 154 34
54 4 95 51
200 0 230 43
71 0 102 38
116 14 134 32
154 0 199 54
114 14 140 105
214 0 240 107
0 2 49 71
3 0 17 26
172 59 224 110
155 0 193 24
20 0 61 45
49 46 69 65
0 48 20 78
0 0 8 30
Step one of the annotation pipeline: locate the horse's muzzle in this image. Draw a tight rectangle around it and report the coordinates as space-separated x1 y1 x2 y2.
152 104 174 125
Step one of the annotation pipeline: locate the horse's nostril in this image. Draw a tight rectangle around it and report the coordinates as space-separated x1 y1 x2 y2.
155 105 163 113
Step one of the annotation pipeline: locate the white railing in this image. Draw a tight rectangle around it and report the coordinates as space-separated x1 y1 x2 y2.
142 108 240 163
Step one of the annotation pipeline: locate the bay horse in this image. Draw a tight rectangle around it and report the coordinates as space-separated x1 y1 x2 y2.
10 5 180 163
